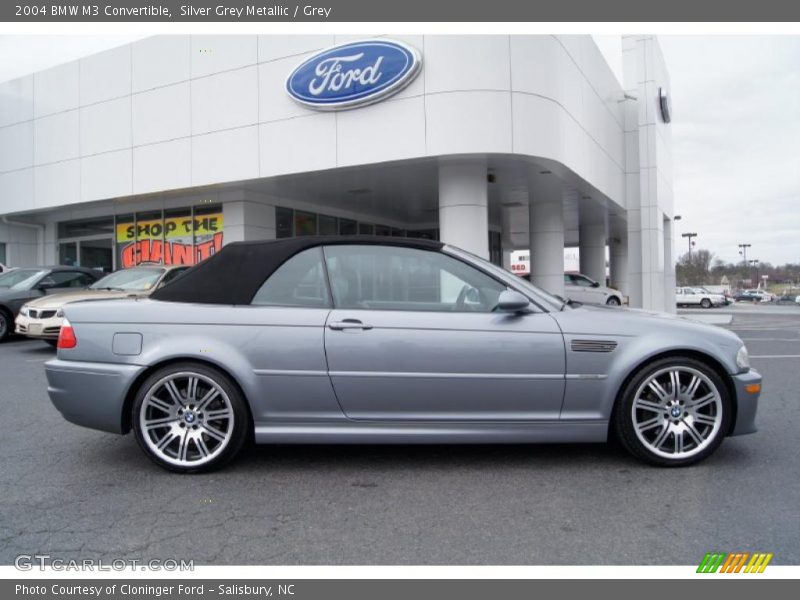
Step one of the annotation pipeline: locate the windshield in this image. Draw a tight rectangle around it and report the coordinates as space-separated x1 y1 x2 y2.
90 267 165 291
0 269 46 290
445 246 566 311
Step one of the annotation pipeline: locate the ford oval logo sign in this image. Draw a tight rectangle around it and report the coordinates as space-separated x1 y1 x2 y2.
286 39 422 111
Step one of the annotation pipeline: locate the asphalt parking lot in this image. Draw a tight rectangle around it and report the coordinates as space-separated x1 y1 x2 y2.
1 303 799 565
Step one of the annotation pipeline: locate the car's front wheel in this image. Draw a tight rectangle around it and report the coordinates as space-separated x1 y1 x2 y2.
0 308 11 341
606 296 621 306
132 362 250 473
700 298 712 308
614 357 731 466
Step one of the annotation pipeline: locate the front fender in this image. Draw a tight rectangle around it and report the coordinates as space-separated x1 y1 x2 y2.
561 330 741 422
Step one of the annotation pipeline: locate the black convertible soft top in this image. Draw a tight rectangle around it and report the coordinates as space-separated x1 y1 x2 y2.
150 236 444 305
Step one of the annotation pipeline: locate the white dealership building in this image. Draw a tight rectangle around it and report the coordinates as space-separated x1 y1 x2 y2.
0 34 675 311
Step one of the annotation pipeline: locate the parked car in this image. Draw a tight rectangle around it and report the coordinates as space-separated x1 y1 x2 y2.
563 272 624 306
15 265 189 346
734 289 770 303
675 287 726 308
45 237 761 473
0 266 101 341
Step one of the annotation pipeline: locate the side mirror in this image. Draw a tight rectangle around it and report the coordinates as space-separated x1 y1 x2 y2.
495 290 532 313
591 281 600 288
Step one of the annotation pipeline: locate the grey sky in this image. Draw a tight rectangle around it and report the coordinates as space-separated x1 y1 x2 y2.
1 34 798 265
660 36 800 266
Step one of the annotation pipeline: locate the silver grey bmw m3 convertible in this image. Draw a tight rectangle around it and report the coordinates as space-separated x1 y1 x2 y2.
45 237 761 472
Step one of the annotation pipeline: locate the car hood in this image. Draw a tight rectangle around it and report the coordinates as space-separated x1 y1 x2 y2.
552 303 742 344
24 289 147 309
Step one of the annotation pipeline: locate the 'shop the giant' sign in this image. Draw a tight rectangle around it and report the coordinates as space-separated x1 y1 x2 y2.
286 39 422 110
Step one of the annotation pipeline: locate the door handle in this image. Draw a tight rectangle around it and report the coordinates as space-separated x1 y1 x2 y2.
328 319 373 331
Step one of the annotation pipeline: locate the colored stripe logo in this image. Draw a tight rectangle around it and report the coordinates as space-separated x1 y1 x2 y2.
697 552 773 573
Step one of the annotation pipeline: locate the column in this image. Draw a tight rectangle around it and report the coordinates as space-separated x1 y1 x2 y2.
501 204 513 270
438 161 489 259
663 216 676 313
223 194 277 244
609 232 629 297
528 176 565 298
579 219 607 284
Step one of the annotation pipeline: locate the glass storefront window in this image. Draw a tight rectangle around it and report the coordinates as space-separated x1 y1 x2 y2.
58 217 114 239
79 238 113 273
319 214 338 235
375 225 391 236
359 223 374 235
0 242 6 265
164 208 195 266
192 205 224 263
295 211 317 236
132 211 164 266
59 242 77 267
276 207 293 238
115 214 135 269
62 205 224 272
339 218 357 235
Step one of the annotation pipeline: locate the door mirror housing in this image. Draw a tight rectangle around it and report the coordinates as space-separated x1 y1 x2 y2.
591 281 600 288
495 290 532 313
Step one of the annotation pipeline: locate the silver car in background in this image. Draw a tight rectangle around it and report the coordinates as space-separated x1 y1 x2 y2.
45 237 761 473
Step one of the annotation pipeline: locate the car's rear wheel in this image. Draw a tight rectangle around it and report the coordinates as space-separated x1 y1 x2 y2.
132 362 249 473
700 298 712 308
0 309 11 341
606 296 621 306
614 358 731 466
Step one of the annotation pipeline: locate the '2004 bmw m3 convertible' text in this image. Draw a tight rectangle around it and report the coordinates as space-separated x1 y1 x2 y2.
45 237 761 472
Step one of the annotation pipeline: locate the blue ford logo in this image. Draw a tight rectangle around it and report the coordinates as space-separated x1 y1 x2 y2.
286 39 422 111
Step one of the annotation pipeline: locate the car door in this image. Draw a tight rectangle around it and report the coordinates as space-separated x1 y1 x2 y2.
566 274 604 304
323 244 566 421
680 287 697 305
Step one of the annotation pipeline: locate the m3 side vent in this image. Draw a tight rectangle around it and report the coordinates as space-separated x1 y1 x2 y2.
571 339 618 353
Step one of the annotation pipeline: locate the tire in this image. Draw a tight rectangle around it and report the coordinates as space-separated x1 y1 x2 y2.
700 298 712 309
132 362 250 473
606 296 621 306
613 357 731 467
0 308 11 342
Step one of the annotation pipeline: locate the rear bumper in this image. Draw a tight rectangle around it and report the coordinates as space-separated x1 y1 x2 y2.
45 358 145 434
730 369 762 436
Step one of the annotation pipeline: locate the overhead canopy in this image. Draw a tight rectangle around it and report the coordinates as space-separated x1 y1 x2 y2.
150 236 444 305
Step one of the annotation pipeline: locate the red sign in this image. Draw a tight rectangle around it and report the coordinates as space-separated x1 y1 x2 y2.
120 232 223 269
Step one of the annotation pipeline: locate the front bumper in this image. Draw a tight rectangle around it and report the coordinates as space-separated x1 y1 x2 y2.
45 358 146 434
16 314 62 340
730 369 762 436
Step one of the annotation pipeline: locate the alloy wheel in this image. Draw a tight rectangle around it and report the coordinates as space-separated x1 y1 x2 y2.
138 371 234 468
631 366 723 460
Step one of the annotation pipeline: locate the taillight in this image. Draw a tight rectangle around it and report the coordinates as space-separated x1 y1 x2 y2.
57 318 77 349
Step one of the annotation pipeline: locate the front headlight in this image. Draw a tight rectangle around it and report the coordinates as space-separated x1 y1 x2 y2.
19 306 29 317
56 308 64 318
736 345 750 372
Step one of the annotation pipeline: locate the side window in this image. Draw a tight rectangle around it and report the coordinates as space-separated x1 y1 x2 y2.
563 274 572 284
46 271 93 289
324 245 506 312
161 268 188 285
251 247 330 308
573 275 594 287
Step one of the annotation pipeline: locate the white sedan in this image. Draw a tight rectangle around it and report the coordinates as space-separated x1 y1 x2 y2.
676 287 726 308
563 273 624 306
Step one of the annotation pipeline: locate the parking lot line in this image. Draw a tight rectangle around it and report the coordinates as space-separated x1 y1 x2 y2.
749 354 800 359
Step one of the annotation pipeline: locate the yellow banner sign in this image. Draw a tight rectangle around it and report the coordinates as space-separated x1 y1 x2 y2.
116 213 224 243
